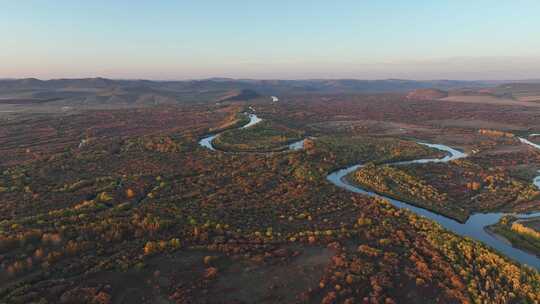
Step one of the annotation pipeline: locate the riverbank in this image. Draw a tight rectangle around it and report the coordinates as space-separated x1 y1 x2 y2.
326 143 540 270
487 216 540 258
199 112 540 269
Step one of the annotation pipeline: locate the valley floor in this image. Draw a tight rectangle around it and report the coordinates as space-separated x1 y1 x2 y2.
1 94 540 303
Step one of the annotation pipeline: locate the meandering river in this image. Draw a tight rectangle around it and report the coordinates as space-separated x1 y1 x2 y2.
200 113 540 269
241 113 262 129
199 113 306 152
327 144 540 270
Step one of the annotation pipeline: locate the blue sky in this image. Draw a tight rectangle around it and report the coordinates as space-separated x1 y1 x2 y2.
2 1 540 80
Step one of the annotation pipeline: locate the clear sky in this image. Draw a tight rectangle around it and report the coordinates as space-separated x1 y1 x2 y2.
2 1 540 80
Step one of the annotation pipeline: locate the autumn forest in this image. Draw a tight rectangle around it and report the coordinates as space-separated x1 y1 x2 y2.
1 80 540 304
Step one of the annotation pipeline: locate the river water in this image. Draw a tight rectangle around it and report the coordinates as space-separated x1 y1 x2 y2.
327 142 540 269
200 113 540 269
198 114 305 152
241 113 262 129
198 113 263 151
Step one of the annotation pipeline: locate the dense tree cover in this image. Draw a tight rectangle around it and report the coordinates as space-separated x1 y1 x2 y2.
0 104 242 168
308 136 444 167
0 99 539 303
352 154 540 222
353 164 459 219
489 216 540 257
478 129 515 138
213 120 304 152
254 94 540 132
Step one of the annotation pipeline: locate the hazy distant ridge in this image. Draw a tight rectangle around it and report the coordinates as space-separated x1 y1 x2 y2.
0 78 492 94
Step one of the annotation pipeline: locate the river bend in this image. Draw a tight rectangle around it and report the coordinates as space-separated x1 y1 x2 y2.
200 113 540 269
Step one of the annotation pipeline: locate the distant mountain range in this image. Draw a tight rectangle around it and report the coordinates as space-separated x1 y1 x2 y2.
0 77 491 93
1 78 538 107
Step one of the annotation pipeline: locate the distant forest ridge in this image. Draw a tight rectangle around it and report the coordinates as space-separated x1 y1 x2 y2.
0 77 515 94
2 78 540 107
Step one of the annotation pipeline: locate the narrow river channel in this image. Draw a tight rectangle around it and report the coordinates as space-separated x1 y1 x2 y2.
200 113 540 269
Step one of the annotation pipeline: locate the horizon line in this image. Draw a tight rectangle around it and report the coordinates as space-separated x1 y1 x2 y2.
2 76 540 83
